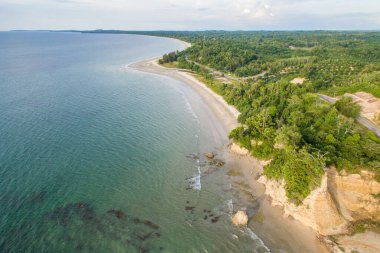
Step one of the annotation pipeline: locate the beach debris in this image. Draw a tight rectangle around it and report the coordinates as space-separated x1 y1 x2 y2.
232 210 249 226
204 152 215 159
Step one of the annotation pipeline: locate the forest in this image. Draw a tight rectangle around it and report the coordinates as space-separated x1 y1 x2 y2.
87 30 380 204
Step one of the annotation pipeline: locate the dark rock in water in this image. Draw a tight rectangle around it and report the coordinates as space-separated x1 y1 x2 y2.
143 220 159 230
202 167 220 177
136 231 154 241
185 187 192 190
204 152 215 159
29 191 46 204
186 201 190 204
49 205 73 226
185 206 195 211
186 153 199 160
204 215 208 220
76 202 86 209
46 203 164 253
107 209 125 219
207 210 211 213
74 202 94 220
209 159 225 167
211 216 221 223
82 211 95 221
49 202 95 225
132 217 142 224
203 209 207 213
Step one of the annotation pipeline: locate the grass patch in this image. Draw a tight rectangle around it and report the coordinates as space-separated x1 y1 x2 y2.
348 220 380 235
161 61 179 68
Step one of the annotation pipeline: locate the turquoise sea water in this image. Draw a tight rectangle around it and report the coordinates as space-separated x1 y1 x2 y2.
0 32 269 252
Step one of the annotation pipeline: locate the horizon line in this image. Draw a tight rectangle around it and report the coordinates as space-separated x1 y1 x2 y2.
3 29 380 33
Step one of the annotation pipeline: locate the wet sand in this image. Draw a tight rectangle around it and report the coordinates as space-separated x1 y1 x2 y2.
129 56 329 253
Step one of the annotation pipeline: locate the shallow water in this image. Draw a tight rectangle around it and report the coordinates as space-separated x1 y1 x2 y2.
0 32 269 252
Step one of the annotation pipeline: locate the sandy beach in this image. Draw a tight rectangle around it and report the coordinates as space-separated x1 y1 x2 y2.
129 58 240 134
129 54 329 252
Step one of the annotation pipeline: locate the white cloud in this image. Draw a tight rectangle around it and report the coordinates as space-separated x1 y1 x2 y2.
0 0 379 30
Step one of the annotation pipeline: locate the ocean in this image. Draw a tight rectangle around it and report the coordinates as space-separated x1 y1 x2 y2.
0 31 269 252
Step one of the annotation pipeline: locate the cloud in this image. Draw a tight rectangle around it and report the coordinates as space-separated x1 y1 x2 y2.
243 8 251 14
0 0 379 30
53 0 90 3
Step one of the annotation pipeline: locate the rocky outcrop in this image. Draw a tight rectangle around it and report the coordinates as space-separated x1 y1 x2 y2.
229 143 250 156
259 168 380 236
204 152 215 159
232 210 248 226
229 143 272 166
333 170 380 223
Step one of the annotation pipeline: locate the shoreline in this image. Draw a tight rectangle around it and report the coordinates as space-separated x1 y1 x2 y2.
128 57 240 135
128 44 329 252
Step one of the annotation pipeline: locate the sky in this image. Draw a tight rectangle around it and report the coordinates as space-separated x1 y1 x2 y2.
1 0 380 31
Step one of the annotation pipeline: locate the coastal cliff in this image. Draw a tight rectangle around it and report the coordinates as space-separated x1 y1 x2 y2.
259 168 380 236
230 143 380 237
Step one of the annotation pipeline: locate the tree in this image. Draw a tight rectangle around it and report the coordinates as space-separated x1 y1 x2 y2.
334 96 361 118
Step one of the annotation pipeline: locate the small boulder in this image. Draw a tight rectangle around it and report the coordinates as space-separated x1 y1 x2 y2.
204 152 215 159
209 159 225 167
232 210 248 226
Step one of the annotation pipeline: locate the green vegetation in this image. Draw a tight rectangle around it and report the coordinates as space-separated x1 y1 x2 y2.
349 220 380 234
158 51 179 64
88 30 380 203
152 31 380 203
124 30 380 97
334 97 362 118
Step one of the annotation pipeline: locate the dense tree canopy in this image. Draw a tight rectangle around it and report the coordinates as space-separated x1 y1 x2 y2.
92 30 380 203
148 31 380 203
